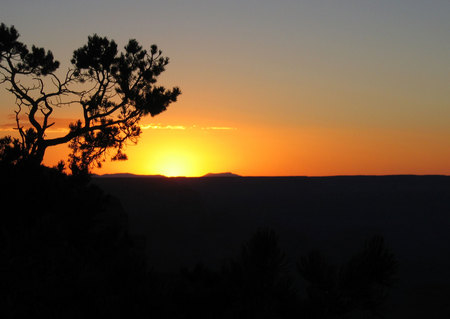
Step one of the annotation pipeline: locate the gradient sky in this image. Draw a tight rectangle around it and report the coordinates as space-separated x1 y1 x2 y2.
1 0 449 176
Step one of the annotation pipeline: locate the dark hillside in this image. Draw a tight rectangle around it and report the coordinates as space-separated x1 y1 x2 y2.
93 175 450 317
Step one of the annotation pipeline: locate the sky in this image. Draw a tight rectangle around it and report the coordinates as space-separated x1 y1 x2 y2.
1 0 449 176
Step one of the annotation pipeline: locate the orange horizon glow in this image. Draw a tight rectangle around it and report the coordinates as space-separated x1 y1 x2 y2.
3 92 450 177
37 119 450 177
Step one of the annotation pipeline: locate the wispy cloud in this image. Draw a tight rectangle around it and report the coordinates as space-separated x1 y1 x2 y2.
140 124 186 130
0 117 236 133
140 124 237 131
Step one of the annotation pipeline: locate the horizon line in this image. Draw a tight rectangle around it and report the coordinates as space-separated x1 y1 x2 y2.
94 172 450 178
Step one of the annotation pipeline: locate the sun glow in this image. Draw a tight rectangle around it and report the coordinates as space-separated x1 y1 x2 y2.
157 156 189 177
150 147 198 177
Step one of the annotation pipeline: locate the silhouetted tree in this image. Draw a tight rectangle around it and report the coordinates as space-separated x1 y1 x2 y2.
223 228 297 318
160 229 298 318
298 235 397 318
0 22 180 171
297 250 341 317
339 235 397 316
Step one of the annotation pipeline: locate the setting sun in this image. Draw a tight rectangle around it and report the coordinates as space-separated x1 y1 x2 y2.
154 153 190 177
147 144 199 177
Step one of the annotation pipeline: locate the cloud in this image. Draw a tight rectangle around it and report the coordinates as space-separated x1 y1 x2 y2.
0 116 237 133
140 124 186 130
140 124 237 131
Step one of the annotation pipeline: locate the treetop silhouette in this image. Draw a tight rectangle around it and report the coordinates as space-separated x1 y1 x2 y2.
0 22 180 171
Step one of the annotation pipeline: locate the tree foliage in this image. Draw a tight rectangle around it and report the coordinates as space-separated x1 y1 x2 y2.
0 22 180 171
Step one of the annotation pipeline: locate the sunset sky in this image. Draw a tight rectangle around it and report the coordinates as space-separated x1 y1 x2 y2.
1 0 449 176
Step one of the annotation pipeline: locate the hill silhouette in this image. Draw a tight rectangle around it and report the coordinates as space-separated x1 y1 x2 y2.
95 172 166 178
202 172 241 178
95 172 242 178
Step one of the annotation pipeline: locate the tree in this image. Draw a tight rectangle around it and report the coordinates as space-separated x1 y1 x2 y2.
0 23 180 171
223 228 296 318
298 235 397 318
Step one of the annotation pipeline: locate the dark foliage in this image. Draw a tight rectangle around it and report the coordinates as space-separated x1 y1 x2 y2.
162 229 298 319
0 135 23 164
0 164 148 318
222 228 297 318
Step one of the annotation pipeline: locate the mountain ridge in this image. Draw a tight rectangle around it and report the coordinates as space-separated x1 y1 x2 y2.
202 172 241 178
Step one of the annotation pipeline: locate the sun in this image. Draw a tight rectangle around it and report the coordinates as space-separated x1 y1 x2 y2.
158 157 188 177
150 148 198 177
137 136 215 177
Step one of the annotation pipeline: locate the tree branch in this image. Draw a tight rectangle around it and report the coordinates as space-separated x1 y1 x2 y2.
44 109 141 148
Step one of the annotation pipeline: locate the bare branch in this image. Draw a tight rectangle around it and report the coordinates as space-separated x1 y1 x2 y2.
14 104 26 147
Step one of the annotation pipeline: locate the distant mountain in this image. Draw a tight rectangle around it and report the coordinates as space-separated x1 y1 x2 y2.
202 172 241 178
94 173 166 178
94 172 242 178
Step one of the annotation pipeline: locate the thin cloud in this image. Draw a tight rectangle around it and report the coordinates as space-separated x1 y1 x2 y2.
0 117 237 133
140 124 186 130
140 124 237 131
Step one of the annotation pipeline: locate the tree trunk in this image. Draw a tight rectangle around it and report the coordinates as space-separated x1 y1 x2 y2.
29 143 47 166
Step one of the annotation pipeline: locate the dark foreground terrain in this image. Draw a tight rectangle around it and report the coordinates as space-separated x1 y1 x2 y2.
94 175 450 318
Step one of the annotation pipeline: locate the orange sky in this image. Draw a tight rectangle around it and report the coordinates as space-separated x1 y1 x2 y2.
38 111 450 177
1 1 450 176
